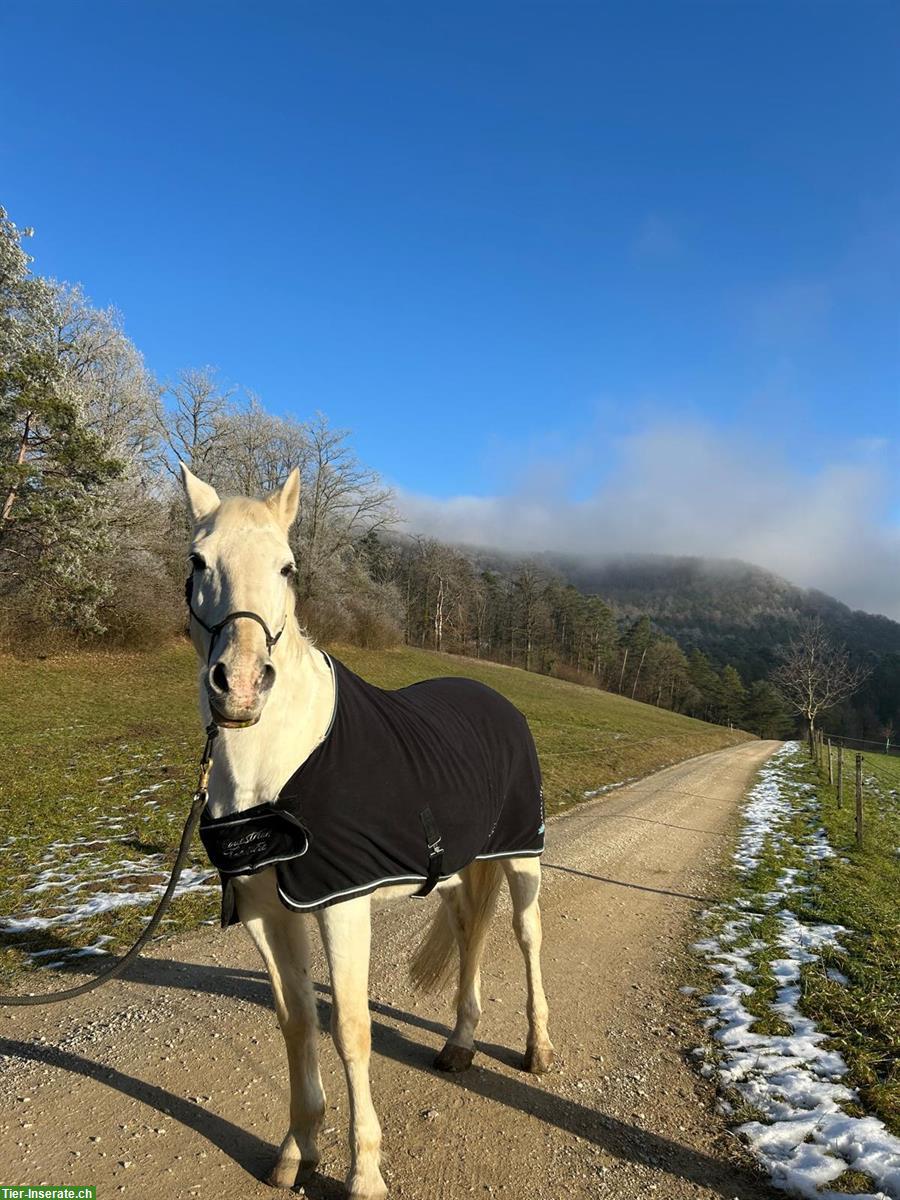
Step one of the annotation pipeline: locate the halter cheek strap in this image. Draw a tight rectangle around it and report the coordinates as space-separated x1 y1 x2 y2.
185 574 285 664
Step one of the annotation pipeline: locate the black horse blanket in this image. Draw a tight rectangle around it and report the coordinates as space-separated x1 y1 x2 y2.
199 655 544 922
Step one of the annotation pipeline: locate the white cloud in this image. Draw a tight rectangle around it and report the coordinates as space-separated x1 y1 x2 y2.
396 423 900 619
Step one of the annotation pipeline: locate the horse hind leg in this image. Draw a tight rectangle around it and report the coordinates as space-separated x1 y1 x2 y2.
433 881 479 1072
434 859 503 1072
502 856 555 1074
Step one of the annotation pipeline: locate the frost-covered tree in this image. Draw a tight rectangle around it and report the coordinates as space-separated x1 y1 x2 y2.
0 208 180 639
54 284 158 472
0 211 126 633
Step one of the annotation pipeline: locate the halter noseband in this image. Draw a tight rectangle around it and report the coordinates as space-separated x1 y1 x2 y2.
185 574 285 665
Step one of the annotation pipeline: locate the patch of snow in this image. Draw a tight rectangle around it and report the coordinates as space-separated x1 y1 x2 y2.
0 873 214 936
0 867 215 936
583 776 638 800
29 936 112 959
1 764 214 967
693 743 900 1200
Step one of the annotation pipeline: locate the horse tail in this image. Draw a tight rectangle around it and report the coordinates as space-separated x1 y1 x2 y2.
409 859 503 993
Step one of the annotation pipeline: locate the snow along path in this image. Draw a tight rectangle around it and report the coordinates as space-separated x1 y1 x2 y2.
694 743 900 1200
0 740 781 1200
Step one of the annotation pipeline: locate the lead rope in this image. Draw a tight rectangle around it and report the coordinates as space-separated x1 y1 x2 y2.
0 724 219 1007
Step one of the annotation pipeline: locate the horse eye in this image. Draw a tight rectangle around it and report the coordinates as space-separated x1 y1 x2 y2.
189 553 207 571
281 562 296 577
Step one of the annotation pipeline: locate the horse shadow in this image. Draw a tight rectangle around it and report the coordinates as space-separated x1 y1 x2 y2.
2 958 777 1199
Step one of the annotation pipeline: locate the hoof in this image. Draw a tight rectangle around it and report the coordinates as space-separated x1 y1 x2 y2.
434 1041 475 1072
523 1044 555 1074
265 1162 297 1189
265 1156 318 1189
348 1185 388 1200
297 1158 320 1183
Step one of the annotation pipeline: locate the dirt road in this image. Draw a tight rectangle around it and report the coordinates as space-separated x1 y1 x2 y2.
0 740 781 1200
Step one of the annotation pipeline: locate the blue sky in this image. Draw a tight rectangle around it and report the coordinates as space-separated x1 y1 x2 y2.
3 2 899 611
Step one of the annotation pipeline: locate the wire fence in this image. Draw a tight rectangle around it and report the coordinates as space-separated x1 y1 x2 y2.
820 731 900 758
812 732 856 840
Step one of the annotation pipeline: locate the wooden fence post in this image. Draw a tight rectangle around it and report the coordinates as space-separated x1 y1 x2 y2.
855 753 863 847
827 738 834 785
836 743 843 809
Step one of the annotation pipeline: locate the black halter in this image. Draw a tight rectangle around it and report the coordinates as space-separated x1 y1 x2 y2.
185 574 285 664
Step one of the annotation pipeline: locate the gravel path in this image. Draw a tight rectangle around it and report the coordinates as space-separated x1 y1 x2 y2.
0 740 782 1199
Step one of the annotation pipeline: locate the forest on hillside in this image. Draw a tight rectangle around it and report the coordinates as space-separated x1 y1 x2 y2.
1 206 886 741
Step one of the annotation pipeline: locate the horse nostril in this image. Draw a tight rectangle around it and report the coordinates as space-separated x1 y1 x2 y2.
210 662 229 693
261 662 276 692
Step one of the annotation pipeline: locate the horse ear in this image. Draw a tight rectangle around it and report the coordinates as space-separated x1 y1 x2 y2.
179 462 220 524
266 468 301 531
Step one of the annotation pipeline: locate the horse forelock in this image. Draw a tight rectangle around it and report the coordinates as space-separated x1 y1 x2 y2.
201 495 284 533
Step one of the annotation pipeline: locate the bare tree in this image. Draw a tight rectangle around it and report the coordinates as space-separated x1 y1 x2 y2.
512 562 550 673
297 414 395 602
773 617 871 743
154 366 235 478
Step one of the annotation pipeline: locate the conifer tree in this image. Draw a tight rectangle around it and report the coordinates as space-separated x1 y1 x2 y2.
719 664 747 726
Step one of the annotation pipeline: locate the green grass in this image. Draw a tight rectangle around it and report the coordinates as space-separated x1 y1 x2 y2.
798 745 900 1133
0 639 751 980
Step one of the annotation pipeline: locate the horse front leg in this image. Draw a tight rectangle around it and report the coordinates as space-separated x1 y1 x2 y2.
236 872 326 1188
317 895 387 1200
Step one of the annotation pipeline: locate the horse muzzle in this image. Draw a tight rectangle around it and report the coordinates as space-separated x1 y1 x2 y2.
206 654 276 728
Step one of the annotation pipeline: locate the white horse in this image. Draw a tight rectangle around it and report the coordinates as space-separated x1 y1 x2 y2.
180 464 554 1200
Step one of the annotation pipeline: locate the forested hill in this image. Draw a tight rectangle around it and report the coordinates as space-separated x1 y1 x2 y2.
446 549 898 739
540 554 900 679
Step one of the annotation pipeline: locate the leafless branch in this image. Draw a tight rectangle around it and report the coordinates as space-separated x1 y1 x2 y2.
772 617 871 728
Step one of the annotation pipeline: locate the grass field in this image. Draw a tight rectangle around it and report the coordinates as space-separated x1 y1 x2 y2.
0 639 751 980
800 745 900 1134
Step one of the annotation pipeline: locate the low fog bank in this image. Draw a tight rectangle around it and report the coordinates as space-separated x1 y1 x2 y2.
396 424 900 621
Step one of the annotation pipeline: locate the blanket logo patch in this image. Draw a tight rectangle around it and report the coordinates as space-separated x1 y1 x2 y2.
220 828 271 857
199 804 310 878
